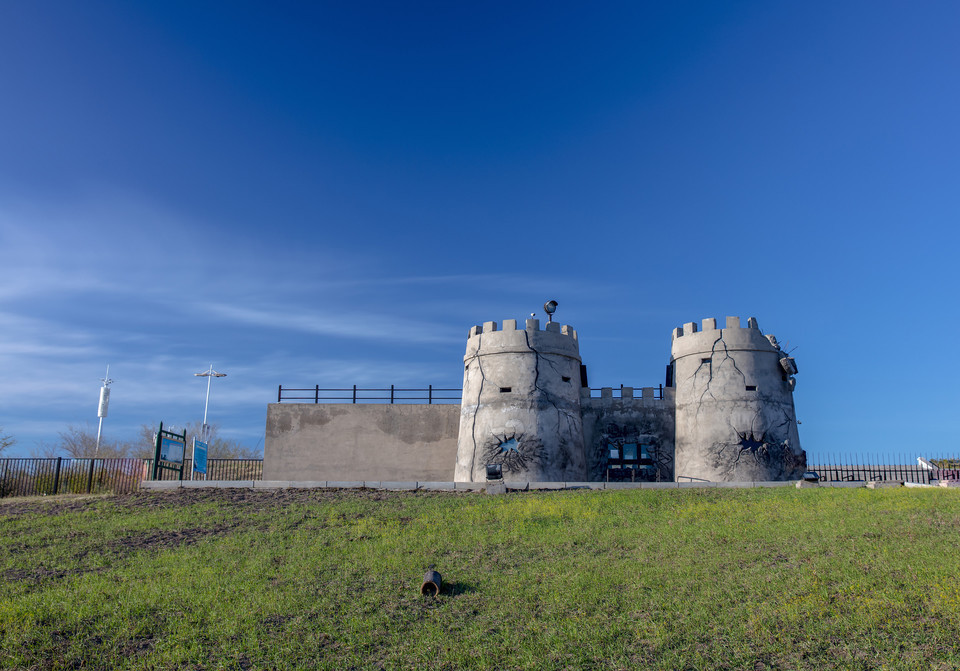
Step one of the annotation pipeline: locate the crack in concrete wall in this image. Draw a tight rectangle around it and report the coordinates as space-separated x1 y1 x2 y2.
467 333 486 478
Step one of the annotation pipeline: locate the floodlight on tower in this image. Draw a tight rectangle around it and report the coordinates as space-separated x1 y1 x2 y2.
543 300 558 323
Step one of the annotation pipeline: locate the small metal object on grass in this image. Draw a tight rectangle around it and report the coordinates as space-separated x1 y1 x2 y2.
421 570 442 597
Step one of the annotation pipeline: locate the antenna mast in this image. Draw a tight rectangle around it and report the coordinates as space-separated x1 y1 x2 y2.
95 365 114 457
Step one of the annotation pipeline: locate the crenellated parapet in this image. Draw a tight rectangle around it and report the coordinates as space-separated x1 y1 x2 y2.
464 319 579 361
670 316 778 361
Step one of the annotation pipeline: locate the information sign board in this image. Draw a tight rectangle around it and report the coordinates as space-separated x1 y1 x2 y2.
193 439 208 475
151 423 187 480
160 436 184 463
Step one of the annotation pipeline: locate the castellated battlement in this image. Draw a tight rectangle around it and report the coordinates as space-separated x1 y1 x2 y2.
580 386 675 406
670 315 780 361
463 318 580 362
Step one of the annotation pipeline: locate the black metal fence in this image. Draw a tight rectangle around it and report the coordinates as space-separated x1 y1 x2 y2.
0 458 145 497
0 458 265 498
277 385 461 404
805 456 959 485
150 458 263 482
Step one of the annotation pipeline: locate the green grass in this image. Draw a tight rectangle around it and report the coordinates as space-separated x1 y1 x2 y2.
2 487 959 670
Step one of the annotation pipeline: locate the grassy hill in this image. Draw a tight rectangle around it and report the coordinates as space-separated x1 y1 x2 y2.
2 487 959 670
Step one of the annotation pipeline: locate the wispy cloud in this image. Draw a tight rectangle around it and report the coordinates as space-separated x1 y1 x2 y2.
197 302 460 344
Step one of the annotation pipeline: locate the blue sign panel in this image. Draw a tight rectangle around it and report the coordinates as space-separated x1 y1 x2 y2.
160 436 184 463
193 439 208 475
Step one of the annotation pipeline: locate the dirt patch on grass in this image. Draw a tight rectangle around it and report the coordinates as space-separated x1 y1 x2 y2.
109 487 452 515
2 564 98 584
0 493 114 517
2 524 239 588
102 523 237 555
1 487 461 518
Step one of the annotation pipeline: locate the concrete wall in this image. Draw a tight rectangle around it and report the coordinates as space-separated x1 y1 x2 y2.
580 388 676 481
264 403 460 481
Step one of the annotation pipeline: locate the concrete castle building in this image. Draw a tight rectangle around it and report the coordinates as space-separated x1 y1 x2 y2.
264 311 805 483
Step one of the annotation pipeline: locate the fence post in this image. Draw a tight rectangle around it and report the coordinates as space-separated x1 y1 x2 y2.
428 384 433 404
86 459 96 494
390 384 395 404
315 385 319 404
277 385 282 403
353 385 357 404
152 422 164 480
53 457 62 495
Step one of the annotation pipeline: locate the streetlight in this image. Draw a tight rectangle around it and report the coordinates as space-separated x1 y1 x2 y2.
194 364 227 442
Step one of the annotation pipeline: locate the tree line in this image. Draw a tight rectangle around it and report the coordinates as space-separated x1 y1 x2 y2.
0 423 261 459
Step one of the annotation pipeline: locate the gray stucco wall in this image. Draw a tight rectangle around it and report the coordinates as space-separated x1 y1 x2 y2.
263 404 460 481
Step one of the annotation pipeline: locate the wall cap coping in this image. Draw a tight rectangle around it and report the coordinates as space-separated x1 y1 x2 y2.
418 481 457 490
139 479 835 491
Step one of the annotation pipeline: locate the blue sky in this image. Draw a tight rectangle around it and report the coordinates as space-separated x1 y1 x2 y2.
1 1 958 460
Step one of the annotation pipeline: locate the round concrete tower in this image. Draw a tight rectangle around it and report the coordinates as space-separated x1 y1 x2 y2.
454 318 586 482
671 316 805 482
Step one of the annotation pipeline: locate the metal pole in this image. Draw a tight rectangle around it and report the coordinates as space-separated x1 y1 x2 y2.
95 417 104 457
152 422 163 480
202 368 213 435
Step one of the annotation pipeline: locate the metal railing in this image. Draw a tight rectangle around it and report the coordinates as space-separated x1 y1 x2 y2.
149 458 264 482
277 385 461 404
0 458 265 498
277 384 669 403
805 458 960 485
0 458 146 497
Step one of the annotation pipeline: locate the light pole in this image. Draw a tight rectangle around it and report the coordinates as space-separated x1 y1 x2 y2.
194 364 227 442
95 365 114 457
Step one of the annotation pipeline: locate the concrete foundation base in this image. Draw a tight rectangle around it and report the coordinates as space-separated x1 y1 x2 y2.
867 480 904 489
486 481 506 495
